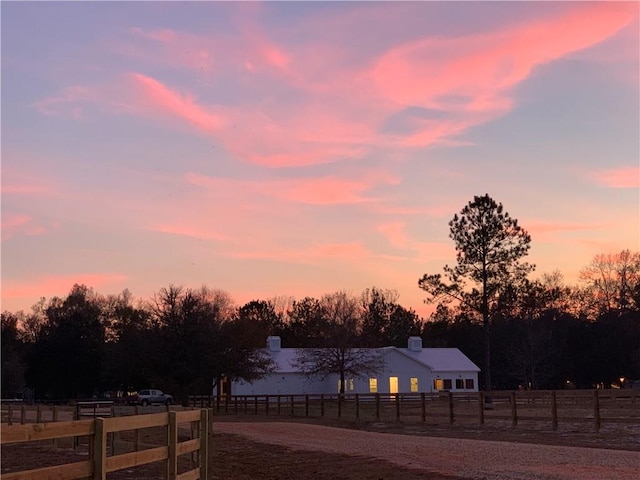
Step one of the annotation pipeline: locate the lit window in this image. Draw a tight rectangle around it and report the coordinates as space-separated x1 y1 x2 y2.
433 378 443 390
410 378 419 392
349 378 354 391
455 379 464 389
465 379 474 389
369 378 378 393
443 379 452 390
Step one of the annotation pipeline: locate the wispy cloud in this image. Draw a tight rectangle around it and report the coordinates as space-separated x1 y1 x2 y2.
150 223 228 242
184 171 399 205
1 215 48 240
586 166 640 189
377 222 410 249
2 273 128 300
129 73 224 133
36 3 636 170
527 221 610 236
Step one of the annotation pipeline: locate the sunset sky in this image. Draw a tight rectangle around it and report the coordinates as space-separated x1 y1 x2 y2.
2 1 639 317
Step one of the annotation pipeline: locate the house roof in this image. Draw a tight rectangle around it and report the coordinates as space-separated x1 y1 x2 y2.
396 348 481 372
265 346 480 374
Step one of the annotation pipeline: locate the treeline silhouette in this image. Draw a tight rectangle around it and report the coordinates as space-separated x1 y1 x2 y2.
2 250 639 404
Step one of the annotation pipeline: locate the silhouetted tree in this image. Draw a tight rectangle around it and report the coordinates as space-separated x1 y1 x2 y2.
418 194 534 391
150 286 273 404
1 312 27 397
579 250 640 317
293 291 383 394
25 285 106 399
284 297 327 347
232 300 285 347
102 290 153 393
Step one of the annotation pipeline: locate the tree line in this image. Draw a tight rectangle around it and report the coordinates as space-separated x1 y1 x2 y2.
2 194 639 403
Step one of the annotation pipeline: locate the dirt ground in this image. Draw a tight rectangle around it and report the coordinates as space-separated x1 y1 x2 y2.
2 416 639 479
1 428 463 480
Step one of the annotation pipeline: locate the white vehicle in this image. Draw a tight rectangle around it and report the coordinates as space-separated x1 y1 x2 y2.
130 389 173 406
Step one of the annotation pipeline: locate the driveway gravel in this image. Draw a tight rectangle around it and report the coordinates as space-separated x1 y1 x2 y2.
213 421 640 480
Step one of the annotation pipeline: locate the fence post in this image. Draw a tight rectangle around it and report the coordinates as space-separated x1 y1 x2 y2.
448 392 454 425
510 391 518 428
93 417 106 480
72 405 79 451
7 404 13 426
320 395 325 417
478 392 485 425
355 394 360 419
200 409 209 480
134 406 140 452
421 393 426 423
290 395 295 416
52 406 58 447
167 411 177 480
593 390 601 433
277 395 281 415
338 394 342 418
375 393 380 421
234 395 238 415
265 395 270 415
36 404 42 423
305 395 309 417
395 394 400 421
20 405 26 425
551 391 558 431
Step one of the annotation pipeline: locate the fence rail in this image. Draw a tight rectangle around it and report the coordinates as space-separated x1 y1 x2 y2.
1 408 210 480
190 389 639 432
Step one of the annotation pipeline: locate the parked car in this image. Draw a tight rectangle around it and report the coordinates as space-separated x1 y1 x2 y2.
128 389 173 406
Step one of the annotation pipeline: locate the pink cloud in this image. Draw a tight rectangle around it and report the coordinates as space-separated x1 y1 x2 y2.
377 222 409 249
2 274 128 300
587 166 640 189
226 241 373 264
129 73 224 133
34 86 93 118
527 222 610 236
151 223 228 242
369 2 637 145
2 166 56 197
37 3 637 170
1 215 48 240
184 170 399 206
413 242 457 263
127 27 215 72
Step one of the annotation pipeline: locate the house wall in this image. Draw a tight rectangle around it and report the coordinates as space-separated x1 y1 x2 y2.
228 344 479 396
232 372 341 396
430 371 479 393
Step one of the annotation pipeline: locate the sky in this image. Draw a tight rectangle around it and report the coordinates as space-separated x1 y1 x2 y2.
2 1 639 317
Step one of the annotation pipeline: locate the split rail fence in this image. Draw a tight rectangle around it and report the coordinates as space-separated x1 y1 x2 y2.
191 389 640 432
1 407 209 480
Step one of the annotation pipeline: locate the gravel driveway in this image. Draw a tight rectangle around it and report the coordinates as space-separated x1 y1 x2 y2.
213 422 640 480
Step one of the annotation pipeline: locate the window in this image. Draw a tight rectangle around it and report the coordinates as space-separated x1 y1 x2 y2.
433 378 443 390
349 378 354 391
455 379 464 389
443 379 452 390
465 379 475 389
410 378 419 392
369 378 378 393
389 377 398 394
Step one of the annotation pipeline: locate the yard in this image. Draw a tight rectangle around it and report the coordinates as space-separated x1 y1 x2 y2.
2 413 639 479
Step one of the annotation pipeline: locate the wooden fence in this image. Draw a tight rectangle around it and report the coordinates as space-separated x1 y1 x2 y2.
1 408 209 480
191 389 640 432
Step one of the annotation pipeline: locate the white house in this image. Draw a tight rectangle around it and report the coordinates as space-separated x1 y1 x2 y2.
228 336 480 396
